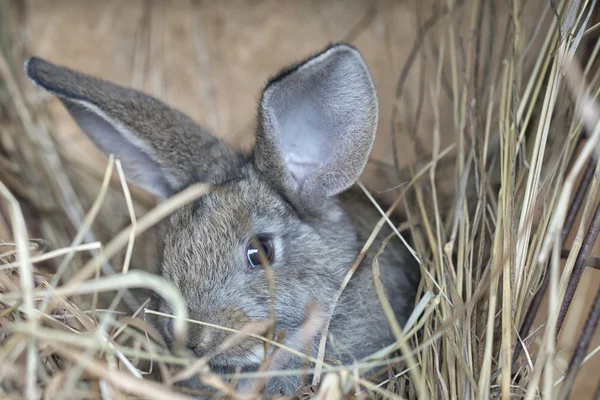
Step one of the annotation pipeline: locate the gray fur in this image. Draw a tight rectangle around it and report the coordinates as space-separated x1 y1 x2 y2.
24 57 244 197
255 45 378 212
25 43 420 397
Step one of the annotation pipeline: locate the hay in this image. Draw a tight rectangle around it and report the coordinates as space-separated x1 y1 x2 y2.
1 0 600 399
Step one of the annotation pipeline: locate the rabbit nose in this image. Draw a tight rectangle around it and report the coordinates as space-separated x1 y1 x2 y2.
186 323 208 356
186 343 203 357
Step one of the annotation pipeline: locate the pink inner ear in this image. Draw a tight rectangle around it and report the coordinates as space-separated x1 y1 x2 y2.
285 154 321 189
256 44 378 204
276 99 331 188
62 99 175 198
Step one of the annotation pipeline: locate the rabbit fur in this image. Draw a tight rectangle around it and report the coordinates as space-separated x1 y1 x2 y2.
25 43 420 396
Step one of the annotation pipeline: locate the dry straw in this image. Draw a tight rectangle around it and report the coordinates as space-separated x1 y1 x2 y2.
1 0 599 399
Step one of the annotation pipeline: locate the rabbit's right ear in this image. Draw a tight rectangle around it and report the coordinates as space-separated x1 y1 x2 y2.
253 44 378 214
24 57 240 198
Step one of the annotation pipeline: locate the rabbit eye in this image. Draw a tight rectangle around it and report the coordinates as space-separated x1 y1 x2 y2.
246 237 274 269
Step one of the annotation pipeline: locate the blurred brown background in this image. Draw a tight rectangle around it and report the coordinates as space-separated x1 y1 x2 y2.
22 0 533 190
2 0 598 397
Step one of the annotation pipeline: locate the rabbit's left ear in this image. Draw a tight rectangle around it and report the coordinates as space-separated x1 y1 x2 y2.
253 43 378 213
24 57 241 198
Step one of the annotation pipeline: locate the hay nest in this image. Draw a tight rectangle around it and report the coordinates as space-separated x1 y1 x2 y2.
1 1 599 399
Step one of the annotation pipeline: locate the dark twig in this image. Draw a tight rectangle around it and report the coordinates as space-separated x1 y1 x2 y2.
556 287 600 400
512 151 597 365
586 257 600 269
560 249 600 269
564 156 595 236
555 200 600 335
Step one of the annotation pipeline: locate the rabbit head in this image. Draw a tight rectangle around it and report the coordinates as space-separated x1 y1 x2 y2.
24 44 384 370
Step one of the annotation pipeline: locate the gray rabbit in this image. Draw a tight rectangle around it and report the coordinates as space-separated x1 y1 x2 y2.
25 43 420 396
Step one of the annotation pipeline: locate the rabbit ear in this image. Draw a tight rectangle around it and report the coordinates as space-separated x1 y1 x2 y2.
253 43 378 212
24 57 240 198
